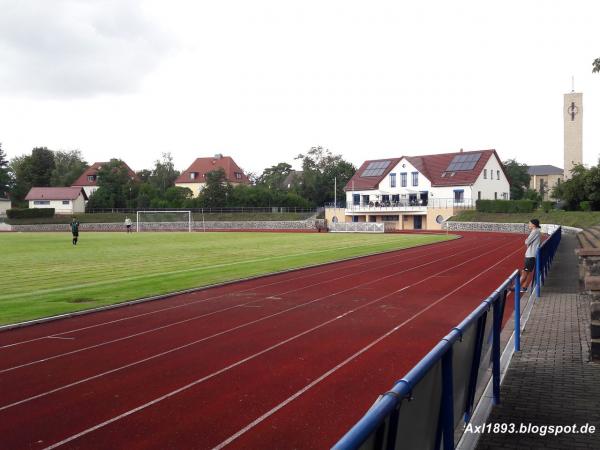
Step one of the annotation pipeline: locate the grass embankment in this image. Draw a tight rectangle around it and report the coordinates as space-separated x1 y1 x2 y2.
0 232 453 325
6 211 315 225
452 210 600 228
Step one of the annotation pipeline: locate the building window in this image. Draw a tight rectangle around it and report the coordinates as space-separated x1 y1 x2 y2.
87 175 96 182
62 200 70 205
454 190 464 203
381 195 390 204
353 194 360 205
234 172 242 180
400 172 407 187
381 215 399 221
502 192 508 200
33 200 50 205
389 173 396 188
352 216 359 222
369 216 377 222
484 169 487 179
362 195 369 205
494 192 498 199
411 172 418 187
190 172 196 180
497 170 500 180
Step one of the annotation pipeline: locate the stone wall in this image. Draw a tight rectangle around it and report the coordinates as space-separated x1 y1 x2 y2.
445 221 581 235
9 219 324 232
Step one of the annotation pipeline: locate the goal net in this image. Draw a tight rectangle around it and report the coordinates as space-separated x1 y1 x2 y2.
136 211 192 232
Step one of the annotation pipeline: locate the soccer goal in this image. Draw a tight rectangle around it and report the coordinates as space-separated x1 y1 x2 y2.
136 211 192 232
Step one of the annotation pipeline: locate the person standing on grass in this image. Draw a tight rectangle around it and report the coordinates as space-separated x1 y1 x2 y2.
70 217 80 245
517 218 541 293
124 216 132 233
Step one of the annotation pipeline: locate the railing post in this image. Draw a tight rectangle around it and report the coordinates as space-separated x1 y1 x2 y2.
492 295 501 405
514 274 521 351
441 348 454 450
536 248 541 298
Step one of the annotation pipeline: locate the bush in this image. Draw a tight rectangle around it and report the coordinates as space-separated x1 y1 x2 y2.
476 200 536 213
580 201 592 212
6 208 55 219
541 201 554 213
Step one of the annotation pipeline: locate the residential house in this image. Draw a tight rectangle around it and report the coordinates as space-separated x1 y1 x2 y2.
329 149 510 230
25 187 88 214
527 165 563 201
0 197 10 216
175 154 251 197
72 162 139 198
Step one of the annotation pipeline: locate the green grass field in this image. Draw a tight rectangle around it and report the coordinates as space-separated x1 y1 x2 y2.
0 232 453 325
452 210 600 228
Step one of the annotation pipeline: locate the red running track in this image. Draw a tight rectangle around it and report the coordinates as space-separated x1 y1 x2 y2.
0 232 525 449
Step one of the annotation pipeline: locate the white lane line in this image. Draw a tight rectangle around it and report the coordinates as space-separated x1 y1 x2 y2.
0 236 465 349
0 238 500 374
212 247 523 449
39 244 521 450
45 336 75 341
0 239 507 408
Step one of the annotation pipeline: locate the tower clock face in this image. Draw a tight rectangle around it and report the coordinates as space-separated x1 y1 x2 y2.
568 102 578 121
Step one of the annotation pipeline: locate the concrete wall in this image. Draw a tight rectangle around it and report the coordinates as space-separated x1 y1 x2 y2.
9 219 324 232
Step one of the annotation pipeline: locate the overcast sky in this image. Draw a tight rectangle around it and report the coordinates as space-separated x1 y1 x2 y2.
1 0 598 176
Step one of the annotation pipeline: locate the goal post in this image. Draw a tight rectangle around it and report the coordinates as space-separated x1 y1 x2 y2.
136 211 192 232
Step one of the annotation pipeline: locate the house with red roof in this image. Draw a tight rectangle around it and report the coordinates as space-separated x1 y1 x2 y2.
334 149 509 230
25 187 88 214
175 154 251 197
71 162 139 198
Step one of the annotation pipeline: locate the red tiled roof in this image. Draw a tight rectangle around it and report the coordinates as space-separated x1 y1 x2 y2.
71 162 139 187
175 156 251 185
345 149 505 190
344 158 402 191
25 187 88 201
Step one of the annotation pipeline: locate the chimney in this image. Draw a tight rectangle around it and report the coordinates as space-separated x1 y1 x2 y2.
214 153 223 159
459 148 463 153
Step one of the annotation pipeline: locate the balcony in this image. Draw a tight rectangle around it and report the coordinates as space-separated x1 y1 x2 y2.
345 198 474 214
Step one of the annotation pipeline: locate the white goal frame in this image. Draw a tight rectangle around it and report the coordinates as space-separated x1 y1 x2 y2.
136 210 192 232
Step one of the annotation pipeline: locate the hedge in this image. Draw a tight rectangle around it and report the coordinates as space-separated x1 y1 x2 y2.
541 201 554 213
6 208 55 219
476 200 536 213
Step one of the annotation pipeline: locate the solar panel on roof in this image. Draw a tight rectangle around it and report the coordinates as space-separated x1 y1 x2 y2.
446 153 481 172
361 160 391 177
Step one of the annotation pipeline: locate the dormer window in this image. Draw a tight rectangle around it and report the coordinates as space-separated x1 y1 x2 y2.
87 175 96 182
190 172 197 180
234 172 242 180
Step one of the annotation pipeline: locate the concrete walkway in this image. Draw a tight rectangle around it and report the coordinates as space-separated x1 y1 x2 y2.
475 234 600 449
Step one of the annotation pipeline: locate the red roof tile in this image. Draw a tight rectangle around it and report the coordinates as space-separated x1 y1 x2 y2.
26 187 88 201
71 162 139 187
345 149 506 190
175 155 251 185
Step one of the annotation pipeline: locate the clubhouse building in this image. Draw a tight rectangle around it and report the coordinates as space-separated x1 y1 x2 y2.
327 149 510 231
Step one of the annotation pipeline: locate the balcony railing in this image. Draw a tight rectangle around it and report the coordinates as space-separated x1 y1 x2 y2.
345 198 475 212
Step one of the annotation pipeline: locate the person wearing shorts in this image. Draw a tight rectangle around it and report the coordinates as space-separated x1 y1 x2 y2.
125 217 132 233
70 218 80 245
518 219 541 293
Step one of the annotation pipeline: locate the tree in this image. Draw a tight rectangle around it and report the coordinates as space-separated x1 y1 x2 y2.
28 147 55 187
7 147 56 205
257 162 293 190
50 150 88 187
150 152 179 194
502 159 531 200
593 58 600 73
552 162 600 210
295 146 356 206
199 168 232 207
0 143 11 198
94 159 138 208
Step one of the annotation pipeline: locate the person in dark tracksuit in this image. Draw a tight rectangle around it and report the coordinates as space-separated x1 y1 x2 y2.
71 218 80 245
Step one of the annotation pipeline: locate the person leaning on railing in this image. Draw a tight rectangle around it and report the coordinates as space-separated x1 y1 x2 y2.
512 218 541 294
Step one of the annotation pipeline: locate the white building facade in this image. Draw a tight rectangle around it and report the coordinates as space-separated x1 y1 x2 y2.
332 149 510 230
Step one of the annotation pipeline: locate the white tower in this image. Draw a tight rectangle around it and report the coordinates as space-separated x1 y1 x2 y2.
563 91 583 179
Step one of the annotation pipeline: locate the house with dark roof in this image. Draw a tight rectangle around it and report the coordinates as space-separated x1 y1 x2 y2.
527 165 563 201
175 154 251 197
71 162 139 198
25 187 88 214
333 149 509 230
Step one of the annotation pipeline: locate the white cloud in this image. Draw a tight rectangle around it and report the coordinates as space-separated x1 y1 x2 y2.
0 0 175 98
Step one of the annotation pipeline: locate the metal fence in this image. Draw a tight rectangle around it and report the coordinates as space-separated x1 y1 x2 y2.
85 207 317 214
329 222 385 233
333 226 562 450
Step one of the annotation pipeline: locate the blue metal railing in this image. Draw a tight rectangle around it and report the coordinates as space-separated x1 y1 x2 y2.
333 226 562 450
536 226 562 298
